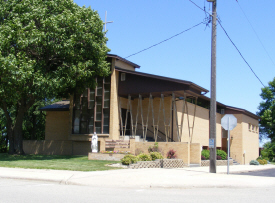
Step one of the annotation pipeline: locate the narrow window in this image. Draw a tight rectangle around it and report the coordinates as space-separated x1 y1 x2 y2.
72 76 110 134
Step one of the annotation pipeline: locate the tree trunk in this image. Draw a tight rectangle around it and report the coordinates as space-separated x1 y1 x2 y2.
12 104 28 155
2 98 35 155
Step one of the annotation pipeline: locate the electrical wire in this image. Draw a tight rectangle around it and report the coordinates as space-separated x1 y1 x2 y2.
124 22 204 59
188 0 265 87
236 1 275 68
217 20 265 87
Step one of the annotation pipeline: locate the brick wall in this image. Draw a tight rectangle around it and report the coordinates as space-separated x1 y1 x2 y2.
190 143 201 164
23 140 92 155
134 141 190 165
45 111 70 141
242 114 259 164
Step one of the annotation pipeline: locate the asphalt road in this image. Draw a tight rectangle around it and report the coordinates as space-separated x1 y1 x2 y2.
1 178 275 203
233 168 275 177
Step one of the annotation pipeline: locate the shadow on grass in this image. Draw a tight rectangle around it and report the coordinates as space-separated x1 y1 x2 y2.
0 153 86 161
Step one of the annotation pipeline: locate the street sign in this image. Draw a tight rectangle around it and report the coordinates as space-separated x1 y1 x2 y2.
209 139 215 148
221 114 237 131
221 114 237 175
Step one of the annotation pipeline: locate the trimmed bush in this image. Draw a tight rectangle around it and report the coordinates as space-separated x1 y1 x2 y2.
256 156 263 161
217 149 227 160
121 154 138 165
216 155 222 160
137 153 152 161
167 149 177 159
201 149 210 160
201 155 206 160
258 159 268 165
249 160 259 165
150 152 163 161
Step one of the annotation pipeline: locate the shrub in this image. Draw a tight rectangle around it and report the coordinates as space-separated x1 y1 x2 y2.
216 155 222 160
201 149 210 160
217 149 227 160
249 160 259 165
201 155 206 160
150 152 163 161
258 159 268 165
167 149 177 159
256 156 263 161
137 153 152 161
258 159 264 165
121 154 138 165
148 142 160 153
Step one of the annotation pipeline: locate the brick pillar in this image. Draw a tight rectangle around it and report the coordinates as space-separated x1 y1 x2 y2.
129 138 136 154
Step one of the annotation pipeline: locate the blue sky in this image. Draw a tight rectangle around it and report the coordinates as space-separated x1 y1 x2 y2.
74 0 274 116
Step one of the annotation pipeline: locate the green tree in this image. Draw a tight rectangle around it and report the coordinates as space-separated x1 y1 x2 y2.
261 142 275 162
0 0 110 154
257 78 275 142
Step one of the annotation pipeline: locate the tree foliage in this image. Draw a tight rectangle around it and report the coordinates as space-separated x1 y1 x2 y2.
257 77 275 142
0 0 110 154
261 142 275 162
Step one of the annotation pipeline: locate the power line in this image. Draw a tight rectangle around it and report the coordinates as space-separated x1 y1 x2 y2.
188 0 265 87
236 1 275 68
217 20 265 87
124 22 204 59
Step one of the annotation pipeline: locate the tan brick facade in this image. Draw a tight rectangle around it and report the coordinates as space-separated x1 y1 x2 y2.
25 57 259 166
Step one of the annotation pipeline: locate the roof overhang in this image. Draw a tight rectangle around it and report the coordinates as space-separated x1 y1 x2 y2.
39 100 70 111
198 95 260 120
116 67 209 99
107 54 140 69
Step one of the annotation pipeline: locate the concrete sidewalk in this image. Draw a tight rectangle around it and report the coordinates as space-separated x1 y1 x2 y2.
1 164 275 189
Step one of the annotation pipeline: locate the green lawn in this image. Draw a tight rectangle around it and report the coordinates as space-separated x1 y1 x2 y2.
0 153 122 171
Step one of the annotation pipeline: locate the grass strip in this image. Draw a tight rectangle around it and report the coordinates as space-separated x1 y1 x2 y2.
0 153 122 171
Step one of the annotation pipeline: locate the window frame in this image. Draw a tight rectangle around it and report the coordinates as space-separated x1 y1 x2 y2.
72 76 111 134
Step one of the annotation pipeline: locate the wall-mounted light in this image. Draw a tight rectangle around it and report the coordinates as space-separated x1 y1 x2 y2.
231 136 233 140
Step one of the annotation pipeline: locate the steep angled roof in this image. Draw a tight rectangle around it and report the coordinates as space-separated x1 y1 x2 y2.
107 54 140 69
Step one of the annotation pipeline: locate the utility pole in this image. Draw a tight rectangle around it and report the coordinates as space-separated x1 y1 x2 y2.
207 0 217 173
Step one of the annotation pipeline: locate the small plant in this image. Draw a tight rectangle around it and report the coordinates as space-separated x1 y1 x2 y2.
150 152 163 161
258 159 264 165
167 149 177 159
121 154 138 165
217 149 227 160
249 160 259 165
216 155 222 160
201 155 206 160
148 142 159 153
256 156 263 161
137 153 152 161
201 149 210 160
258 159 268 165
